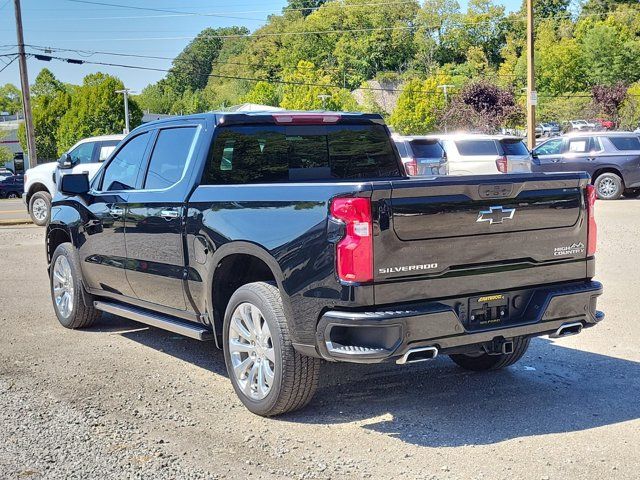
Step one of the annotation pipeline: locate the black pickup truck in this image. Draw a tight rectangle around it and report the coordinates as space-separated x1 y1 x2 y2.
47 112 603 416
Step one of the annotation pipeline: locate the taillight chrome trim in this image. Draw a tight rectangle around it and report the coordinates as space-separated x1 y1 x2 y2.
586 184 597 256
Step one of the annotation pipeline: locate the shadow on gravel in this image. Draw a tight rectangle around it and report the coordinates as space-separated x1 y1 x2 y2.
91 316 640 448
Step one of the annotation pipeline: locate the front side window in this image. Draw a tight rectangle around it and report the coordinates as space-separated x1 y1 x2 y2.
101 132 151 191
68 142 95 164
535 138 562 155
203 124 401 185
144 127 197 189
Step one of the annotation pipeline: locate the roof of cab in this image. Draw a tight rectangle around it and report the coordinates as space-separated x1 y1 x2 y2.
138 111 386 129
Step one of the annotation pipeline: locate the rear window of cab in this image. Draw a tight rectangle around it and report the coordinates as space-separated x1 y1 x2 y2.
203 124 402 184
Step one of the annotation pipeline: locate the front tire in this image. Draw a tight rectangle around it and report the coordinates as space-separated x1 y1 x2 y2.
449 337 530 371
29 191 51 225
594 172 623 200
223 282 321 416
50 243 100 329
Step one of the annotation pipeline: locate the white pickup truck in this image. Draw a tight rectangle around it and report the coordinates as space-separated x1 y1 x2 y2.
23 134 124 225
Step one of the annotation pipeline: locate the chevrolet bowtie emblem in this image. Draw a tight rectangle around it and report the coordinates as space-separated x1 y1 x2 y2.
476 206 516 224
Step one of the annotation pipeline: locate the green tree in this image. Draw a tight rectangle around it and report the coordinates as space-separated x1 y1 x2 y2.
242 81 282 107
388 74 449 134
619 81 640 129
280 61 357 110
535 20 586 94
285 0 326 16
17 69 71 160
166 26 249 96
56 73 142 154
136 80 178 114
0 83 21 114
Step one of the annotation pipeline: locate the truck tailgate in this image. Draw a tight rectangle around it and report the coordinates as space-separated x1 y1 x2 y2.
372 173 592 304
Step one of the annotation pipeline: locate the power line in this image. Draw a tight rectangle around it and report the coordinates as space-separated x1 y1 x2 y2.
62 0 266 22
60 0 420 21
0 55 18 73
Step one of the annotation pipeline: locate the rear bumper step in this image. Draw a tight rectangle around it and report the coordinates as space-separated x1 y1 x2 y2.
316 280 603 363
94 301 214 341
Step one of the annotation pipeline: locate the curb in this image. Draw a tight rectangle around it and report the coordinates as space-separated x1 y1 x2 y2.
0 219 33 226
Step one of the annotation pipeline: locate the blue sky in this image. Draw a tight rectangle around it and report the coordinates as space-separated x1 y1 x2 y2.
0 0 522 92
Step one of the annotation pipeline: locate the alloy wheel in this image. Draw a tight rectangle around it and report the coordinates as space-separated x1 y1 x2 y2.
228 302 276 400
52 255 74 318
32 198 48 222
598 177 618 199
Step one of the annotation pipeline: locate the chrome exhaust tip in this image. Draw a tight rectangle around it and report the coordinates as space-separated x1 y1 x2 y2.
396 346 439 365
550 321 583 339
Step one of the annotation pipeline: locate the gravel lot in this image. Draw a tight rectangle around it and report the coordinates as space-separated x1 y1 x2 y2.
1 199 639 480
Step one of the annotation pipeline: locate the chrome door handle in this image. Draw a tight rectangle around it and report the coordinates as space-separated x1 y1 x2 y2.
109 206 124 217
160 209 179 220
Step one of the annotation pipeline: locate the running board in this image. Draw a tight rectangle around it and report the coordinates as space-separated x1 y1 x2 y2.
94 301 214 341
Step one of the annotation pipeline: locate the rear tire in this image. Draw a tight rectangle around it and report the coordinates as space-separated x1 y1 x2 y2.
594 172 623 200
29 191 51 226
223 282 321 416
50 242 100 329
7 192 19 199
449 337 530 371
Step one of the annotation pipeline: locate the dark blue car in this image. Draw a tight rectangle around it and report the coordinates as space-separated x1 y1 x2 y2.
0 175 24 199
532 132 640 200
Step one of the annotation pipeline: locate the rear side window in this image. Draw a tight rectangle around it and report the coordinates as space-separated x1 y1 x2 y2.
98 140 120 161
567 138 589 153
455 140 498 156
500 140 529 155
203 124 401 184
608 136 640 151
144 127 197 189
408 140 444 158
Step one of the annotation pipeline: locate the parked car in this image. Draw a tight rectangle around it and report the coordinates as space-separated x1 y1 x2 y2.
47 111 603 416
532 132 640 199
539 122 561 137
562 120 596 133
437 134 532 175
392 135 448 176
0 175 24 198
594 118 614 130
0 167 15 181
23 134 124 225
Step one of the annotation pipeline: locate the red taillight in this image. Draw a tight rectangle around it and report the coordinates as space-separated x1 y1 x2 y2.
496 156 508 173
403 158 418 176
330 197 373 283
586 184 597 256
272 113 341 124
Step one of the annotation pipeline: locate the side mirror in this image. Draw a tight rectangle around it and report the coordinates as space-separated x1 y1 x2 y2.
58 153 75 169
60 173 90 195
531 151 539 159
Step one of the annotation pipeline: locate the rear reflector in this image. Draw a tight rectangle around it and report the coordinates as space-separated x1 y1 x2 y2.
273 114 341 125
330 197 373 283
586 184 597 256
496 156 508 173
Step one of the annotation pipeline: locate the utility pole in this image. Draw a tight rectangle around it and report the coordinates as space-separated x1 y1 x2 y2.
526 0 536 150
438 84 455 133
14 0 37 168
116 88 134 134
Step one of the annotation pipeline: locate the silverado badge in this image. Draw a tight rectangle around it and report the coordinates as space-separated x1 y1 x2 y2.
476 206 516 225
